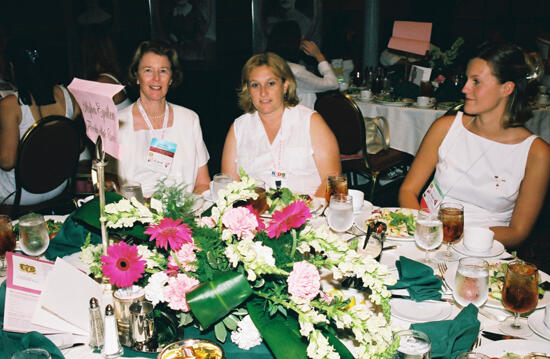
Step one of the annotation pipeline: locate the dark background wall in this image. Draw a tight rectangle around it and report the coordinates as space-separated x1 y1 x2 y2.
2 0 549 175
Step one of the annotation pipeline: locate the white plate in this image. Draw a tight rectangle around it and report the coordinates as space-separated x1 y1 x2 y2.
353 200 374 215
373 99 412 107
476 339 550 357
452 240 505 258
528 310 550 341
354 207 417 241
445 261 550 310
390 298 452 322
412 102 435 109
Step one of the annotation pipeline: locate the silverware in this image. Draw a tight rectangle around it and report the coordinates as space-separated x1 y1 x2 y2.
437 262 452 293
481 330 523 341
382 245 398 251
390 294 454 303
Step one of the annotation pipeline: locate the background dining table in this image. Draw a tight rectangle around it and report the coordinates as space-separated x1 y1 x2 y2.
355 99 550 156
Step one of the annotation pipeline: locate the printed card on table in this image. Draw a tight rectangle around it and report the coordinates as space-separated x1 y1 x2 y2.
409 65 432 86
67 78 124 159
388 21 432 56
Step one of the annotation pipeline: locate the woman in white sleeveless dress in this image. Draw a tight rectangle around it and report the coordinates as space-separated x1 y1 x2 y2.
221 52 340 197
399 43 550 248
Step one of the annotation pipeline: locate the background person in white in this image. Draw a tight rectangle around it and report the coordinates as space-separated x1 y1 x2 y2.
221 52 340 197
267 20 338 109
108 40 210 197
399 43 550 248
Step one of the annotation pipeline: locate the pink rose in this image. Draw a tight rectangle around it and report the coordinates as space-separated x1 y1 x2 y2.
222 207 258 240
287 261 320 301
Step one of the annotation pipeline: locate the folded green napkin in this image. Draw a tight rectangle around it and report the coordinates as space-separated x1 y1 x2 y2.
411 304 480 359
0 331 65 359
45 214 102 261
388 256 442 301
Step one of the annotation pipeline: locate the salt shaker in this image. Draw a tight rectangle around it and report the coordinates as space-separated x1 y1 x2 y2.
102 304 123 358
89 297 104 351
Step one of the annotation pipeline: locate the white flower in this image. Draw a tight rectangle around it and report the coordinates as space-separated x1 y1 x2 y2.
137 245 158 269
144 271 169 306
150 197 163 213
230 315 262 350
79 244 102 266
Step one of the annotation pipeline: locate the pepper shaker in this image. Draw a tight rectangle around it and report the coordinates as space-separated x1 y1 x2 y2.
89 297 104 351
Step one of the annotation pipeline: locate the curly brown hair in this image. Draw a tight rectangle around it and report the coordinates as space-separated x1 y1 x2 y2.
238 52 299 113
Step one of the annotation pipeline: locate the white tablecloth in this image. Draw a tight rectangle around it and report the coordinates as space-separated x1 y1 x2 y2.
356 100 550 156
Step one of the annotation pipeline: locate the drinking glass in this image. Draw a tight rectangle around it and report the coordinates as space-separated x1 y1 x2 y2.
120 181 145 203
499 260 539 336
435 201 464 262
246 180 268 215
414 209 443 265
393 329 431 359
210 173 233 201
327 194 353 232
325 174 348 204
18 213 50 257
453 257 489 307
0 215 17 277
11 348 51 359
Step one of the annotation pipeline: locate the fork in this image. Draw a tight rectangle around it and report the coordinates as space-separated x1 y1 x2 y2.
471 335 482 349
437 262 452 293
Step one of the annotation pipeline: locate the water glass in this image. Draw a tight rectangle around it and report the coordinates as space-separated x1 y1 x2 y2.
435 201 464 262
18 213 49 257
11 348 51 359
210 173 233 201
393 329 431 359
414 209 443 265
453 257 489 307
0 215 16 277
327 194 353 232
120 181 145 203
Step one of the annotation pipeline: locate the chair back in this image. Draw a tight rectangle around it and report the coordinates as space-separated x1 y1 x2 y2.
314 91 366 156
13 115 81 215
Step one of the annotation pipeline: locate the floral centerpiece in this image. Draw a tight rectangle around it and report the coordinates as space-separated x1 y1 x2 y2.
80 172 398 358
427 37 464 85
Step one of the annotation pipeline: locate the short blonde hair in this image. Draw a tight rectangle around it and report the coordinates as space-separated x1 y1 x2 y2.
238 52 299 113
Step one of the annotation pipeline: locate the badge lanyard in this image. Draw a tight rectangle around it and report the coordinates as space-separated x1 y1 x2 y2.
137 99 169 138
271 115 286 188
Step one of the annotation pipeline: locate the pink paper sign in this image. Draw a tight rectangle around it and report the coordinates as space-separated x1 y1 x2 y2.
388 21 432 56
68 78 124 159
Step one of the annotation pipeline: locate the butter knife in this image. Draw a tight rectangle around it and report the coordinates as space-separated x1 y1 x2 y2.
481 331 523 341
390 294 454 303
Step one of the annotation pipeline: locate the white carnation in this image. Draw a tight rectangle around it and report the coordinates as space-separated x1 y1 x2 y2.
144 271 168 306
230 315 262 350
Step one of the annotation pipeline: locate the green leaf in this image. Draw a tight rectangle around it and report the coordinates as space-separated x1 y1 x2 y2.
177 312 194 327
233 308 249 316
214 321 227 343
187 271 253 329
323 326 355 359
223 315 239 331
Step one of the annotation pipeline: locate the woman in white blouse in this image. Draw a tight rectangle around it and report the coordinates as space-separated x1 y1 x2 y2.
267 20 338 109
221 52 340 197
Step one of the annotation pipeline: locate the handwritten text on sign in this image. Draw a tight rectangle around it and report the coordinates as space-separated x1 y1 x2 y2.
68 78 124 159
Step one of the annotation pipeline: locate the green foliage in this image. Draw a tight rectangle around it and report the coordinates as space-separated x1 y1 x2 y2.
152 179 196 225
214 321 227 342
388 211 416 235
154 302 181 346
192 226 231 282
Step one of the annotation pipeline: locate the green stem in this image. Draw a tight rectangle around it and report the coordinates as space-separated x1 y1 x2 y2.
290 229 297 258
170 249 192 277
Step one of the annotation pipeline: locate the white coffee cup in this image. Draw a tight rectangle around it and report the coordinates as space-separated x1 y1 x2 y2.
417 96 430 106
544 303 550 330
360 89 372 101
463 227 494 253
348 189 364 213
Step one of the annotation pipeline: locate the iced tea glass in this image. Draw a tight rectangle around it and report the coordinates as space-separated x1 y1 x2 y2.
0 215 16 277
325 174 348 204
435 201 463 262
247 180 268 215
499 260 539 336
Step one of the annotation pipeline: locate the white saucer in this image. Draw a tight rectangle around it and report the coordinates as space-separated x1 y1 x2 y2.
390 298 452 322
452 240 505 257
412 102 435 109
353 200 374 215
528 309 550 340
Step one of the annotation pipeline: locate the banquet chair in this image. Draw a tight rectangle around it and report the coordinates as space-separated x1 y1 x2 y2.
314 91 411 202
0 115 81 218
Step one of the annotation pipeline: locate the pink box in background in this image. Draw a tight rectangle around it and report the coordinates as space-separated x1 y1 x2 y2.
388 21 432 56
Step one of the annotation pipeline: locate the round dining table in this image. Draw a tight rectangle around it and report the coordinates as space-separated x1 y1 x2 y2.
355 99 550 156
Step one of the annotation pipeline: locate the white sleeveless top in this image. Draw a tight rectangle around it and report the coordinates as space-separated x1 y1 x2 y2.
0 86 74 205
233 104 321 195
434 112 537 227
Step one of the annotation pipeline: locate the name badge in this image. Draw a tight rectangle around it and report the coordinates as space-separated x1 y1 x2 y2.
146 138 177 174
421 178 444 213
271 170 287 189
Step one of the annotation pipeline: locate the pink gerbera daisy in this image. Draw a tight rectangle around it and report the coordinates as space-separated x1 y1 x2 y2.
266 200 311 238
145 218 193 251
101 242 146 288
